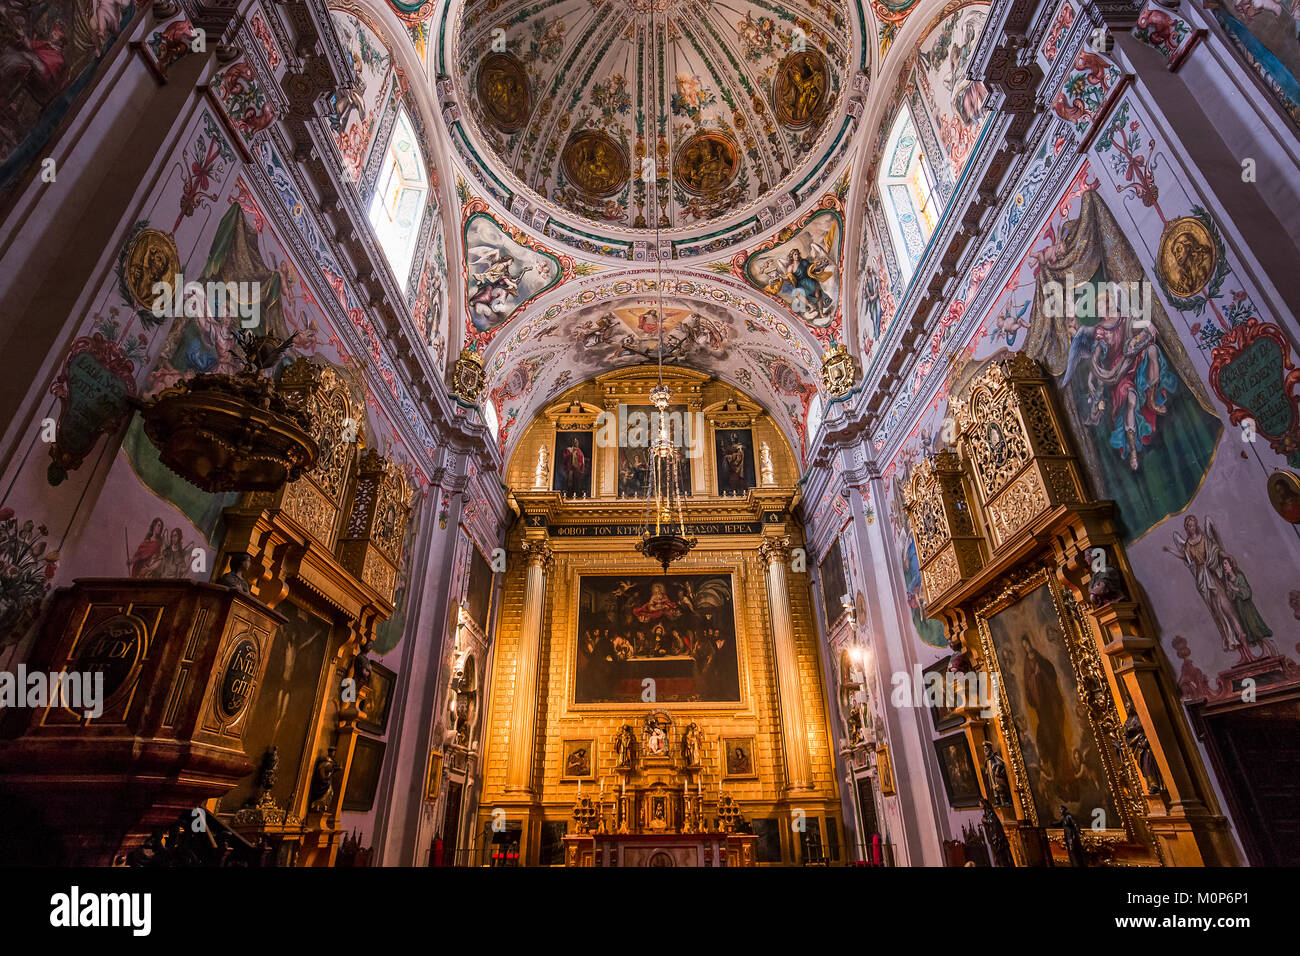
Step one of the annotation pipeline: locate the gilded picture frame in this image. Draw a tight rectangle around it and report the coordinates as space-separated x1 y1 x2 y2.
722 736 757 779
566 567 750 712
561 738 596 780
975 564 1143 843
424 749 443 802
875 742 896 796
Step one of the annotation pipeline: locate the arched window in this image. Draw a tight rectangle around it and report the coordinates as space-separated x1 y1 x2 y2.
878 107 940 284
482 399 500 441
367 107 428 292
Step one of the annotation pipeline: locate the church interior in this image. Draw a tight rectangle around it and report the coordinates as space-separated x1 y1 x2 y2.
0 0 1298 875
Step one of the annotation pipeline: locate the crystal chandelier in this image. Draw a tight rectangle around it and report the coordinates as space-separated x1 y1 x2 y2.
635 0 695 574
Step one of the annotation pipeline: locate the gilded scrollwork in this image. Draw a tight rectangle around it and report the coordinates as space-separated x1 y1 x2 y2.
921 545 960 599
985 468 1049 545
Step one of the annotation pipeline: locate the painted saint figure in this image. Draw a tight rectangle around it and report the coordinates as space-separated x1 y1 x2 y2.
1163 515 1246 652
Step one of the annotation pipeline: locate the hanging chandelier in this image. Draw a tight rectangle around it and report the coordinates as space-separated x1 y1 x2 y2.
635 1 695 574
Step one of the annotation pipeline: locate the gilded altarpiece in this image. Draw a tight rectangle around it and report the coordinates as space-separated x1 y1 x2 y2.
478 370 840 865
905 355 1237 867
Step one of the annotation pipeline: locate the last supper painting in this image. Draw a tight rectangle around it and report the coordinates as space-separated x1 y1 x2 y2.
574 574 741 704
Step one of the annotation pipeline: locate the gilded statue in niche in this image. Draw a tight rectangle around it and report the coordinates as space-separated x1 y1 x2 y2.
560 130 630 198
774 50 829 129
673 131 740 196
476 53 530 133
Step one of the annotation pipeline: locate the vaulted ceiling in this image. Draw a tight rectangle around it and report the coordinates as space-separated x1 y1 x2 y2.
347 0 983 470
454 0 853 235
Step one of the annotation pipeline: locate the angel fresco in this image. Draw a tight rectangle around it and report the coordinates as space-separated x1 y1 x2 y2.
1021 187 1221 542
1164 516 1275 655
463 213 561 331
748 212 841 327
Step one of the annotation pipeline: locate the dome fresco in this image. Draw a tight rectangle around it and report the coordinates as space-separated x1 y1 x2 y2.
451 0 855 240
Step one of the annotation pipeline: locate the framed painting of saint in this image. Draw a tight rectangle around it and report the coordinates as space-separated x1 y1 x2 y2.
553 430 593 497
933 733 982 808
978 570 1122 830
723 737 756 778
561 738 596 779
573 573 741 705
714 427 756 494
357 661 395 736
341 736 386 812
616 405 692 498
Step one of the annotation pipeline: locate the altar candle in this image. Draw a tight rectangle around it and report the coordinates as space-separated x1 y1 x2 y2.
600 777 605 796
578 778 582 797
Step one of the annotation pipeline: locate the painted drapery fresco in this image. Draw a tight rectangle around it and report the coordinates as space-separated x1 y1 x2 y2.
574 574 741 704
1206 0 1300 126
0 0 141 191
1021 186 1222 542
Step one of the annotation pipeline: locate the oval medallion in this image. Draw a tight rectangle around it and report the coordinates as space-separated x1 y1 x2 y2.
124 229 181 310
561 130 630 198
476 53 531 133
673 131 740 196
1157 216 1217 300
71 613 146 703
774 50 829 129
220 637 260 719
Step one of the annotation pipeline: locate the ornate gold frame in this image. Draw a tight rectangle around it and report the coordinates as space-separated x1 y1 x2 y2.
974 564 1141 843
563 567 754 714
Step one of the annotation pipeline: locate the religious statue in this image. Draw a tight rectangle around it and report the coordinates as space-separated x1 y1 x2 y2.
982 741 1011 807
308 746 339 813
219 553 253 594
979 798 1014 867
615 724 636 768
245 745 280 810
534 444 549 489
1119 708 1164 795
350 636 373 690
847 705 865 747
682 721 703 767
759 441 775 485
1088 565 1129 607
1056 805 1088 868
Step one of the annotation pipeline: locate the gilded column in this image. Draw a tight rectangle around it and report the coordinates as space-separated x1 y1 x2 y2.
759 535 814 792
504 537 553 793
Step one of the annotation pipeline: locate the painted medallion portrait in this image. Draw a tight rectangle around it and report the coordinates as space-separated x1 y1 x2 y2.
125 229 181 309
476 52 530 133
1157 216 1217 300
774 50 829 129
673 131 740 196
574 574 741 704
984 582 1116 825
561 130 630 197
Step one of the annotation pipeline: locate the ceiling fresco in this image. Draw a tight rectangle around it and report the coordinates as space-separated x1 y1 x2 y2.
445 0 861 255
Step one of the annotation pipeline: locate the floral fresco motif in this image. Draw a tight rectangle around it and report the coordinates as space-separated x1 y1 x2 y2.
0 509 58 643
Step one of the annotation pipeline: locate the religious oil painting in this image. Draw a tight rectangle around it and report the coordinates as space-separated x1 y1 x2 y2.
774 50 829 129
553 430 593 497
673 131 740 196
464 211 563 332
723 736 757 778
714 427 756 494
933 733 982 808
616 405 693 499
982 580 1116 826
475 52 530 132
561 130 630 198
561 738 596 779
341 736 385 812
573 574 741 705
465 541 494 634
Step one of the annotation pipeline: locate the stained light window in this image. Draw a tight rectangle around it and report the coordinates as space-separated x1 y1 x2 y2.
878 107 941 284
367 108 428 292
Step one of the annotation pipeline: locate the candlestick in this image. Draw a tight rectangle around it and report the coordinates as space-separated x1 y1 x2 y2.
600 777 605 796
578 778 582 797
